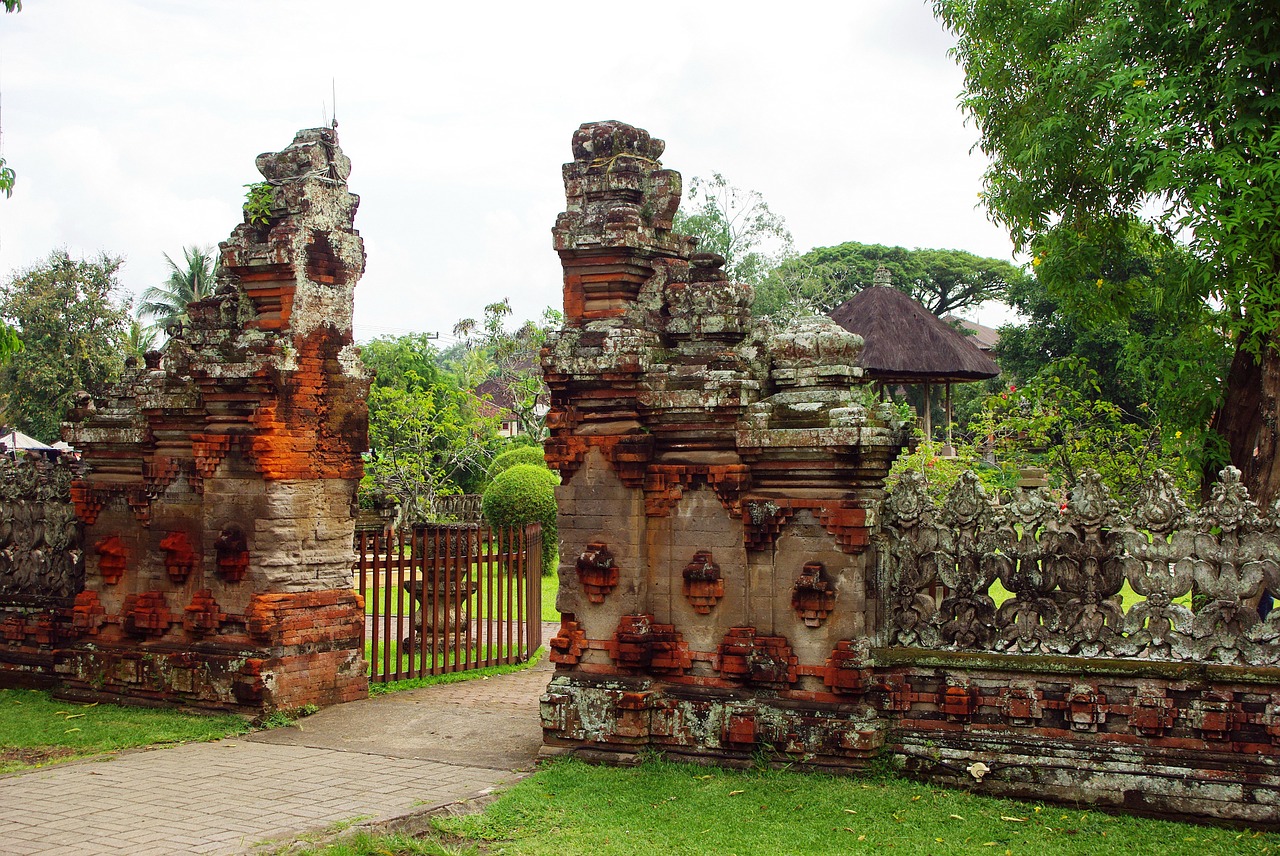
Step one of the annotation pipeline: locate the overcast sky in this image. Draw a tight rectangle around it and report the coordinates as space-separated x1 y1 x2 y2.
0 1 1018 345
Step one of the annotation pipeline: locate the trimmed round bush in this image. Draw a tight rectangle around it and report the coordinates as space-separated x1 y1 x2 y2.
486 445 548 483
482 463 559 575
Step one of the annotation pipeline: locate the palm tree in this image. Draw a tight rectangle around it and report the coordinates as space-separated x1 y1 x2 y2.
123 317 158 357
138 245 219 332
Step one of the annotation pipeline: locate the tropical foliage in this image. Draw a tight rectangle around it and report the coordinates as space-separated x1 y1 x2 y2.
359 334 500 523
673 172 793 285
934 0 1280 502
481 462 559 574
758 241 1029 320
0 251 131 442
447 299 558 440
137 246 219 332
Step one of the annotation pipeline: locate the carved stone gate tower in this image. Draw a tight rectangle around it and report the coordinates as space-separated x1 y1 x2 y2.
540 121 908 766
57 128 370 711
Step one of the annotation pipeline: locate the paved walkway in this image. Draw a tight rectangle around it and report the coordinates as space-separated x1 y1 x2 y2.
0 657 554 855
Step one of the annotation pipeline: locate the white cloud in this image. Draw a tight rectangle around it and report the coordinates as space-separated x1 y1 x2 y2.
0 0 1018 338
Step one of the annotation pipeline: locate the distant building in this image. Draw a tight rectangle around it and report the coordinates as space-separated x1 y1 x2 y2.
943 315 1001 353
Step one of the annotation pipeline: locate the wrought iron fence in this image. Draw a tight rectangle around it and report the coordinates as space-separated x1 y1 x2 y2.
355 522 542 683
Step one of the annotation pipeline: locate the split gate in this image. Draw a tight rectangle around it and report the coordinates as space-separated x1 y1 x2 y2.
355 523 543 683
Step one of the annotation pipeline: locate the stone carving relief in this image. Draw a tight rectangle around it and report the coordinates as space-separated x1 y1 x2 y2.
575 542 618 604
879 466 1280 666
0 457 83 602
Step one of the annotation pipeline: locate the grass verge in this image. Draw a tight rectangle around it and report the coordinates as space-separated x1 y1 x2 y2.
0 687 249 774
424 757 1279 855
369 647 544 696
541 574 559 624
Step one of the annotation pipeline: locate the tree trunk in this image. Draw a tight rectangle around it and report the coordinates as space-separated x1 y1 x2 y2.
1208 330 1280 507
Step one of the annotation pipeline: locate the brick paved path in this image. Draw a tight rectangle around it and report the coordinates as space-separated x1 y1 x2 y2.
0 654 554 855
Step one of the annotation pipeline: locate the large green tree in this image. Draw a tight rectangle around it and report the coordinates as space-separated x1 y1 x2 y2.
137 246 219 333
673 172 793 285
993 222 1233 460
756 241 1029 320
935 0 1280 502
359 334 501 522
448 299 559 440
0 251 131 441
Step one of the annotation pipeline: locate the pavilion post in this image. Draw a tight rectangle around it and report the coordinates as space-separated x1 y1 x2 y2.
942 381 955 457
922 381 932 442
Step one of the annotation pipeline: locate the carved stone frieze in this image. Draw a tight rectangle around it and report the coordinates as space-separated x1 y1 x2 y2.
880 465 1280 666
0 457 83 602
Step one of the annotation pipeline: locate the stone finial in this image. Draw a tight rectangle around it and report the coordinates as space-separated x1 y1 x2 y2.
689 252 728 282
766 318 865 389
255 127 351 183
873 265 892 287
570 120 666 163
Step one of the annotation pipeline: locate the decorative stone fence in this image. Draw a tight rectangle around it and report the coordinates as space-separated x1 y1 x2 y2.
0 456 82 605
876 466 1280 824
0 456 83 686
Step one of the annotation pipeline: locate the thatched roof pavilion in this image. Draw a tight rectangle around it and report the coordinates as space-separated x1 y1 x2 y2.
827 267 1000 450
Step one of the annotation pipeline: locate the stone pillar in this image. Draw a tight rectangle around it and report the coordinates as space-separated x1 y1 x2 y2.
541 121 908 769
60 128 370 713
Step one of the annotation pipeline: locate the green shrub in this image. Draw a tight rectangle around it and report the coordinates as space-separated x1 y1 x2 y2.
485 444 548 483
482 463 558 574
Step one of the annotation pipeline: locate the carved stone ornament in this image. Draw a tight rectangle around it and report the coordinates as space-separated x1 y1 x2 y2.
214 525 249 583
576 541 619 604
681 550 724 614
791 561 836 627
95 535 128 585
159 531 197 583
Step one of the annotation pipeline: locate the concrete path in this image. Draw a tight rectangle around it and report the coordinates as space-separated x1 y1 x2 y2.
0 657 554 855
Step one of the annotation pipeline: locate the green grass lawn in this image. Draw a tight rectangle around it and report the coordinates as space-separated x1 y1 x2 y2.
287 757 1280 855
541 573 559 623
0 688 248 774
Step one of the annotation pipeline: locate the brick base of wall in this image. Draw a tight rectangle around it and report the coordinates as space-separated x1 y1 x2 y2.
543 662 1280 827
541 673 886 772
0 591 367 714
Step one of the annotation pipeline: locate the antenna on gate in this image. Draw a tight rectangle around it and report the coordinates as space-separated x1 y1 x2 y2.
321 79 339 132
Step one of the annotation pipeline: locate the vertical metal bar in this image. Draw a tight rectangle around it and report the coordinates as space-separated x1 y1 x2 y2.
517 524 527 661
442 526 453 674
369 531 382 683
505 526 517 665
415 525 426 679
485 524 495 667
530 524 542 653
496 525 506 665
454 526 464 673
391 527 407 680
382 530 394 682
358 531 370 681
465 524 476 670
430 526 442 676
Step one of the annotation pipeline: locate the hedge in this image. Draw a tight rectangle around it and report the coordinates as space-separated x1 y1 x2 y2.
486 445 548 483
481 463 558 575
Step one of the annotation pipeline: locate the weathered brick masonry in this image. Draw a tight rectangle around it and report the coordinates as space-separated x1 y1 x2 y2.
23 128 371 713
540 120 909 769
540 121 1280 826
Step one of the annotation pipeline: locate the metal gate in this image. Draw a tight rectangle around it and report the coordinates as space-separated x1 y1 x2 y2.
355 522 543 683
